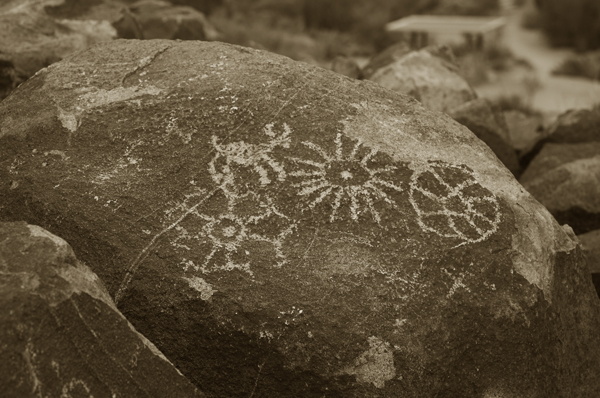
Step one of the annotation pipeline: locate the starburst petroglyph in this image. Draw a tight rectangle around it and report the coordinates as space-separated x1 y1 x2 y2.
409 162 501 244
288 133 403 223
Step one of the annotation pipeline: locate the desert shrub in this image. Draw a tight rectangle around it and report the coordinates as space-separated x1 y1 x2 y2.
536 0 600 51
552 51 600 80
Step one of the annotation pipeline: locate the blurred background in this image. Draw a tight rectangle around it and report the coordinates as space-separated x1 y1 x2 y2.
194 0 600 119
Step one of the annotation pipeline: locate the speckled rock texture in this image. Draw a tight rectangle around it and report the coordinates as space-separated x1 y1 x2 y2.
520 142 600 235
448 98 521 178
1 40 600 397
365 45 477 113
0 221 203 398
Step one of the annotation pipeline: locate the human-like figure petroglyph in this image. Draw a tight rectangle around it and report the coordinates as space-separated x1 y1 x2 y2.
288 133 403 223
209 122 291 194
408 161 501 244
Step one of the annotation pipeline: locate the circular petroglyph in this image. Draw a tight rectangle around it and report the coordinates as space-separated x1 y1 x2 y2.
409 161 501 244
288 133 403 224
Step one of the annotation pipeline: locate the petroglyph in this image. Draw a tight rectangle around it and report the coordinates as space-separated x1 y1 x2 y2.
175 193 296 276
409 161 501 244
209 122 291 192
288 133 403 223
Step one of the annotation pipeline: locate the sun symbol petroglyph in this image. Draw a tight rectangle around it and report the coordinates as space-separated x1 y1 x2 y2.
209 122 291 194
288 133 403 223
409 162 501 244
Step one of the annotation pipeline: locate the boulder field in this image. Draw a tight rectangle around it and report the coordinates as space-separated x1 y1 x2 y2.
1 40 599 397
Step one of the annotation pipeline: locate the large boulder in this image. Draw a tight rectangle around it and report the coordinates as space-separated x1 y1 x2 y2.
520 142 600 235
448 98 522 177
1 40 599 397
365 45 477 113
0 221 202 398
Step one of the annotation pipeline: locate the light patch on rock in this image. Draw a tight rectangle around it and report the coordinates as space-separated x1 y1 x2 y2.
27 224 71 256
77 85 162 112
57 107 79 133
183 276 216 300
343 336 396 389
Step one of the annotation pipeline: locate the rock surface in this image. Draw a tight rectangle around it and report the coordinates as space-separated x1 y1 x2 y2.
365 45 477 113
449 98 522 177
520 142 600 235
1 40 600 397
0 221 202 398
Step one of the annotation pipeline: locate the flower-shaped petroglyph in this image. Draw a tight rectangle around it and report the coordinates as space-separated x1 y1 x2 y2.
288 133 403 223
409 162 501 244
173 190 296 276
196 200 294 274
209 122 291 195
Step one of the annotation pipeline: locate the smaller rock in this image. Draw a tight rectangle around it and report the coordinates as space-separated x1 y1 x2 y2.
449 98 522 177
0 221 203 398
546 107 600 144
361 41 412 80
503 109 546 156
331 55 362 79
129 0 221 41
520 142 600 235
366 45 477 113
578 229 600 298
